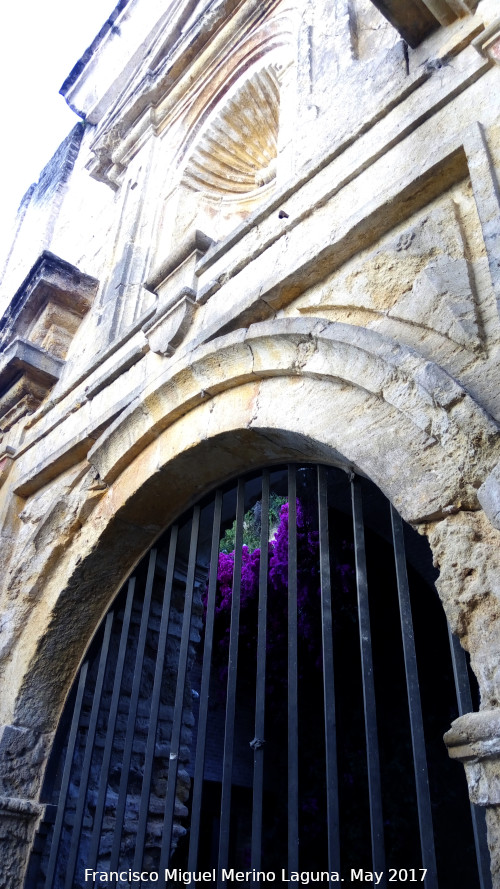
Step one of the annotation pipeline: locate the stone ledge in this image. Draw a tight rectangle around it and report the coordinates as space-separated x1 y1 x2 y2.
0 339 64 396
0 796 44 820
85 339 149 400
13 393 134 499
446 709 500 760
445 709 500 806
0 340 65 432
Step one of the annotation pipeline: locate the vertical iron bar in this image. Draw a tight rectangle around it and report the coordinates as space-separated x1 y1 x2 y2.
251 470 270 883
351 476 386 886
217 479 245 888
134 528 179 872
448 628 492 889
65 611 114 889
288 465 299 875
187 493 223 883
391 505 438 889
44 661 89 889
159 507 201 881
318 466 340 872
109 549 157 871
87 579 135 872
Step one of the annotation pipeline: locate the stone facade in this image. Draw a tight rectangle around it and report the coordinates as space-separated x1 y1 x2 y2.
1 0 500 885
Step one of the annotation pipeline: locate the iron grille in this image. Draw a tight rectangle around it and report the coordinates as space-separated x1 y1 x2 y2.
27 465 490 889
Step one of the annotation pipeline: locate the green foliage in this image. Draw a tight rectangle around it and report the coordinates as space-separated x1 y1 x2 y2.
219 492 287 552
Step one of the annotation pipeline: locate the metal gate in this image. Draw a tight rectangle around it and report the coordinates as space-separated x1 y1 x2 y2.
27 465 491 889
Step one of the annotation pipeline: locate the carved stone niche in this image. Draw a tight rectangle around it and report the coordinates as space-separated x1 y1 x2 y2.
181 64 281 207
370 0 479 48
143 230 213 356
0 252 98 432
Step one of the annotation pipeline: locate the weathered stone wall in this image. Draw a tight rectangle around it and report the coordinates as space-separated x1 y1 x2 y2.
1 0 500 884
32 575 202 888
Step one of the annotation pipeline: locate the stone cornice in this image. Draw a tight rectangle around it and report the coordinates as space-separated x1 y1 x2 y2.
0 340 64 396
0 251 99 351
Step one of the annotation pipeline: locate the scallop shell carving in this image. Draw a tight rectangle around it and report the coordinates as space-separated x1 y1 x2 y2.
182 65 280 197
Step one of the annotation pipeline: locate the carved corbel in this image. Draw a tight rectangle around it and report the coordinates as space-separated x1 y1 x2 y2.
143 230 214 357
143 289 197 356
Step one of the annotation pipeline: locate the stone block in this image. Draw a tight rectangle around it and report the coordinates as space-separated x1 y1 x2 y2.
0 724 52 799
478 463 500 530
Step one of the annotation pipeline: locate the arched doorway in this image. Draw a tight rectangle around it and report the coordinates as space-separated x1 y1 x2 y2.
26 465 489 889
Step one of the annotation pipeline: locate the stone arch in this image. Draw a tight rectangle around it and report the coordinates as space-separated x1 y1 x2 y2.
5 318 500 740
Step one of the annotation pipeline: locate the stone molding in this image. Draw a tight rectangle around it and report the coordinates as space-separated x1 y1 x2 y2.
446 709 500 805
86 318 500 520
0 795 44 820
